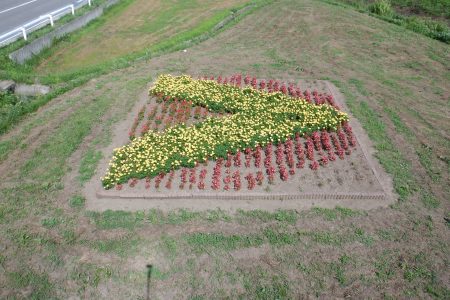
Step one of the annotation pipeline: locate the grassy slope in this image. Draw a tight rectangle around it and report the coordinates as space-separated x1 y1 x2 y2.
325 0 450 43
35 0 249 74
338 0 450 19
0 0 269 134
0 0 449 298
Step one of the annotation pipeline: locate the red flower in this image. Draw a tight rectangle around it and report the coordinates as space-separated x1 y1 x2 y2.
165 175 173 189
235 74 242 87
244 75 251 85
155 173 165 189
338 129 349 150
256 171 264 185
304 90 311 103
211 159 223 190
129 178 138 188
310 161 319 170
259 80 266 90
254 146 262 168
321 131 332 151
312 131 322 152
251 77 257 89
284 139 295 168
273 81 279 92
234 150 242 167
276 143 284 166
198 182 205 190
295 135 305 168
267 166 275 184
306 137 314 161
343 122 357 147
244 148 252 167
328 151 336 161
225 153 232 168
233 171 241 190
189 168 196 185
198 169 207 190
245 173 256 190
279 165 288 181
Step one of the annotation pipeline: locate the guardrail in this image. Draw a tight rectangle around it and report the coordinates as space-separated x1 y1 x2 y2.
0 0 92 47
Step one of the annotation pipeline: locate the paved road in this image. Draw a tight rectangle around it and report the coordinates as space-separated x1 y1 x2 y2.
0 0 79 35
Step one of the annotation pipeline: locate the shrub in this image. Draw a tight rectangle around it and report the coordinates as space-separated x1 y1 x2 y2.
370 0 394 17
0 92 19 109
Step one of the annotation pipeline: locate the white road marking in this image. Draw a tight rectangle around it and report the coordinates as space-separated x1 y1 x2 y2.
0 0 39 15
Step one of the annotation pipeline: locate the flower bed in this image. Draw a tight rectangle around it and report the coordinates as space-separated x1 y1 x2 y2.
101 74 350 189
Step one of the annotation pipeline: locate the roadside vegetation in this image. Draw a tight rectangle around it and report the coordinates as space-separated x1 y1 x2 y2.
0 0 448 298
0 0 272 135
327 0 450 43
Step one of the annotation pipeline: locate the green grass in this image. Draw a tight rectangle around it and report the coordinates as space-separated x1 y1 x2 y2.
334 80 416 200
89 207 358 230
184 226 376 254
186 232 265 253
71 263 113 290
78 149 102 183
374 250 397 282
91 235 141 257
236 209 298 224
416 144 442 182
41 217 61 229
323 0 450 43
296 255 354 294
89 210 145 230
20 96 110 181
7 270 54 299
0 0 273 135
420 191 440 209
329 0 450 18
252 274 290 299
311 206 364 220
69 195 86 208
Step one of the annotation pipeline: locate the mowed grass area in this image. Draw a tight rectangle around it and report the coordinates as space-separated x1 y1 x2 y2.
0 0 449 298
36 0 250 74
0 0 267 135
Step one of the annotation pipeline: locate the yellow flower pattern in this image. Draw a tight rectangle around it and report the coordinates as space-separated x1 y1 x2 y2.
101 75 348 188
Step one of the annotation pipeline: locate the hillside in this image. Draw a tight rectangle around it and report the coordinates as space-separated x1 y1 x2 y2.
0 0 448 298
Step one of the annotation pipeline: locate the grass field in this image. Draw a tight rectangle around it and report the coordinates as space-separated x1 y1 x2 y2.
0 0 449 298
35 0 251 74
0 0 267 135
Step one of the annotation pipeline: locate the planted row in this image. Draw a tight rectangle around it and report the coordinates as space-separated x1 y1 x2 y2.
102 75 349 189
